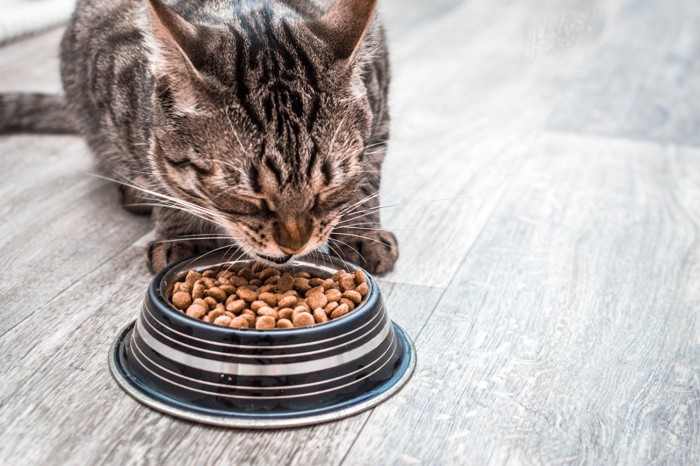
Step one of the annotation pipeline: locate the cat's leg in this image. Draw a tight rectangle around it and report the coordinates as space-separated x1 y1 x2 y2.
146 207 236 273
329 142 399 274
118 175 153 216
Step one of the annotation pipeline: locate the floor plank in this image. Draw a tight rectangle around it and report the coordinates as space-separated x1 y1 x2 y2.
375 0 604 288
548 0 700 146
342 133 700 465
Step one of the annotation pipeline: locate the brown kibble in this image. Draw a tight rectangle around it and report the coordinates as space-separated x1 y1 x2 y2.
354 269 366 285
277 319 294 329
309 278 324 287
356 282 369 296
219 284 236 295
230 316 249 329
292 306 310 319
217 269 233 280
292 312 314 327
240 312 257 326
206 287 227 302
193 298 208 309
257 307 278 319
251 300 267 312
192 283 205 299
229 275 248 287
226 299 246 313
276 274 295 293
256 316 276 330
306 292 328 310
202 277 216 289
259 292 278 307
313 308 329 323
339 298 356 311
258 284 275 293
237 288 259 303
325 289 342 303
185 270 201 285
179 282 192 293
331 303 350 319
171 291 192 310
172 264 367 329
214 315 232 327
259 268 281 280
278 295 297 309
294 277 311 293
339 274 356 291
342 290 362 305
324 301 339 316
264 275 280 285
216 277 230 286
186 304 207 319
305 286 325 297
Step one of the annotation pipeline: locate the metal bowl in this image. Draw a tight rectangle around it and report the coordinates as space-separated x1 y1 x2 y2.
109 251 415 428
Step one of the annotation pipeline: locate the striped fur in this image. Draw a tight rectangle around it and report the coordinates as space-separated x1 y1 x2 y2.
14 0 398 273
0 93 78 134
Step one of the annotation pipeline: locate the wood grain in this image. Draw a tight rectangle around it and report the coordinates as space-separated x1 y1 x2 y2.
2 0 700 464
548 0 700 146
343 133 700 465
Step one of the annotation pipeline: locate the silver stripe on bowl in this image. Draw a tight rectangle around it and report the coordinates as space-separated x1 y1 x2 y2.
129 330 397 400
136 317 392 377
131 325 398 390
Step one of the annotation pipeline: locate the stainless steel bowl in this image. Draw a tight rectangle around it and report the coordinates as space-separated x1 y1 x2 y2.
109 252 415 428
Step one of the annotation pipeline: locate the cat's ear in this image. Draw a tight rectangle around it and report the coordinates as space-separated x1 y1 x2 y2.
144 0 202 80
308 0 378 62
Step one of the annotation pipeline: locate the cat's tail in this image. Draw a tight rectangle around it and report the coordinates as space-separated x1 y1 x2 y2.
0 93 79 135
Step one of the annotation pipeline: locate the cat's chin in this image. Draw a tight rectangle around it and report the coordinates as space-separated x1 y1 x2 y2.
254 253 294 265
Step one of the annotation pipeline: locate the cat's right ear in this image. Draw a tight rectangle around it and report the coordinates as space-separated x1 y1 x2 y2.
308 0 378 63
144 0 202 80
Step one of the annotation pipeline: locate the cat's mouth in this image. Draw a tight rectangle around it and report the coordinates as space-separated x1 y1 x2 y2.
256 253 293 265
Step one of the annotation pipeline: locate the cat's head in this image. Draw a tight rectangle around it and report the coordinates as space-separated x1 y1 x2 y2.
142 0 381 265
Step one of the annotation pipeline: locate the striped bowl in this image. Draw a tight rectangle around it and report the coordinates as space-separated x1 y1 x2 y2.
109 252 415 428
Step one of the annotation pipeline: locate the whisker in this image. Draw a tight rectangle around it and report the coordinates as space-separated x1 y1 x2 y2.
332 232 398 251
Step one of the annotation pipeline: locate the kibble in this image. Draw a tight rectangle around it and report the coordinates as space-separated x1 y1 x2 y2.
169 265 369 329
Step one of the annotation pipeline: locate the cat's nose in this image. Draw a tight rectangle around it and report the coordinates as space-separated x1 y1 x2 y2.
273 215 313 254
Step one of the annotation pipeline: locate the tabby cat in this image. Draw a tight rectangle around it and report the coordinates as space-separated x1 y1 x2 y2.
0 0 398 274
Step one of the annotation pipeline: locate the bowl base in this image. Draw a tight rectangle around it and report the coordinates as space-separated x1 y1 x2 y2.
109 321 416 429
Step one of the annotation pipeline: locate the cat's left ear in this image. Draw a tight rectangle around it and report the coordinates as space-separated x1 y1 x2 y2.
308 0 378 64
144 0 203 80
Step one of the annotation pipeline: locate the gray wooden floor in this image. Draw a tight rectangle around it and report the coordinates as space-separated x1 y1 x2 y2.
2 0 699 464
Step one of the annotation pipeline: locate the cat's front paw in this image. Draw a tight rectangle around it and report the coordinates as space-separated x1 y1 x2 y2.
146 240 200 273
330 229 399 275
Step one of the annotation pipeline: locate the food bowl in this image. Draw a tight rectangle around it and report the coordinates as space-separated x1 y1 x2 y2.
109 251 415 428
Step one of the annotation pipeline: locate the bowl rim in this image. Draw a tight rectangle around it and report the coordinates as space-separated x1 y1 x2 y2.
148 252 379 337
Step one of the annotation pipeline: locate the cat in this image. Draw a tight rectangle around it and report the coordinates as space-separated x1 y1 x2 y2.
0 0 399 275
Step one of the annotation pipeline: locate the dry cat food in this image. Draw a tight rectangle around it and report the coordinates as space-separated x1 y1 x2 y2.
169 265 370 329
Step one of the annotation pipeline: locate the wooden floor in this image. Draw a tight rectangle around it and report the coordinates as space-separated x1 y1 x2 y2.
2 0 699 464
